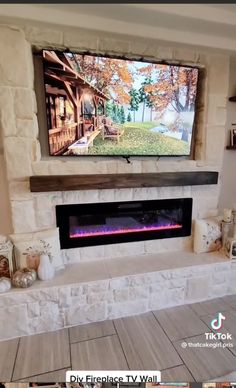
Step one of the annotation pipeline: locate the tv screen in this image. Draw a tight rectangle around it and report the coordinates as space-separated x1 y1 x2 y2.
42 50 199 157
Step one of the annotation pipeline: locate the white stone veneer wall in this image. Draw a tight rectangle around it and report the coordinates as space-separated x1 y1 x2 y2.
0 23 230 263
0 258 235 341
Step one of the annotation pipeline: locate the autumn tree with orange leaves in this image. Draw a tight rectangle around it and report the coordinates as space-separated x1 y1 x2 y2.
139 64 198 117
69 54 133 104
68 54 198 124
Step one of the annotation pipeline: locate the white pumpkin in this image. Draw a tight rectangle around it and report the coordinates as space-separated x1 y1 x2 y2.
0 277 11 293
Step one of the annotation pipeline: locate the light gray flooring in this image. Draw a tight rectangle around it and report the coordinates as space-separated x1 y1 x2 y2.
1 295 236 382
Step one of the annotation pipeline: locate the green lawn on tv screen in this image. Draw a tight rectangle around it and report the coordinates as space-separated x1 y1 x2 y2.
88 122 190 156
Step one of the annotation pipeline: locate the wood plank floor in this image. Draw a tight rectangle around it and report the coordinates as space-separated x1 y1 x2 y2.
0 295 235 382
153 305 208 341
114 312 182 370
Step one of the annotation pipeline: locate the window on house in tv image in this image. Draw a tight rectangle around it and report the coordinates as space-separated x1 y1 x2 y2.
42 50 199 157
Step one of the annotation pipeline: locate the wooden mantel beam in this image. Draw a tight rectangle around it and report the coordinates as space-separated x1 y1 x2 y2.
29 171 218 192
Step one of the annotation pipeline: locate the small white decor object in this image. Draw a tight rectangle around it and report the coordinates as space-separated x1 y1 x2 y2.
223 208 232 223
0 277 11 293
37 254 55 280
193 216 222 254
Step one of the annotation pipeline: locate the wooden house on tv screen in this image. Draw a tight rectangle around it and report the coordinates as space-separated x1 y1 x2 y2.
43 50 109 155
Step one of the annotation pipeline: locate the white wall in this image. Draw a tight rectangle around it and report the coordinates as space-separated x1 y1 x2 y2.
219 57 236 209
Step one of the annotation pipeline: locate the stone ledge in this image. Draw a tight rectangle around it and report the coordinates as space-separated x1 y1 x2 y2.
0 251 234 341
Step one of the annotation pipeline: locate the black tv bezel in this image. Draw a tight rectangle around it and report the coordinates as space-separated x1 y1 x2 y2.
41 49 201 158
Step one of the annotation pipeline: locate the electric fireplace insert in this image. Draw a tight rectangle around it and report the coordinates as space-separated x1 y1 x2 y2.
56 198 192 249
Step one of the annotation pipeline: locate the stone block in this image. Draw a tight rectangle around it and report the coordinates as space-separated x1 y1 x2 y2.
39 288 59 302
207 99 227 126
108 300 148 319
214 262 231 272
114 188 133 202
0 26 32 87
0 87 16 137
141 160 159 173
141 187 159 199
149 283 166 294
148 291 168 310
32 161 51 175
64 30 98 51
117 160 142 173
58 287 72 308
25 26 63 46
156 46 174 60
132 187 150 200
79 245 105 262
39 301 60 316
66 303 107 326
130 40 157 57
168 278 187 289
32 140 41 162
149 287 185 310
64 248 81 264
113 288 130 302
34 193 63 212
166 287 185 307
206 126 225 165
211 271 227 285
207 55 230 95
70 295 87 306
35 209 55 229
9 180 32 201
77 160 108 174
98 37 130 54
104 160 118 174
129 286 149 300
109 277 130 290
144 239 163 254
16 115 39 138
71 285 84 297
98 189 115 202
27 302 40 318
210 284 228 298
129 273 156 287
62 190 99 204
14 88 35 119
171 267 193 279
185 276 210 301
85 280 109 293
104 241 145 259
87 291 113 304
0 304 29 341
227 269 236 294
29 312 64 335
11 200 37 233
174 48 198 63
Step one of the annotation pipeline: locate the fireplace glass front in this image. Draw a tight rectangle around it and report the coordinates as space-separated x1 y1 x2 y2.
56 198 192 249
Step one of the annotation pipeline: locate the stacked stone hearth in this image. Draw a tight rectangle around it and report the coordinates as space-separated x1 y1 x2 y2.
0 23 235 340
0 252 235 341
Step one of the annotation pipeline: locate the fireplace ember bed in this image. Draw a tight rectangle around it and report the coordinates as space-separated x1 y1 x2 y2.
56 198 192 249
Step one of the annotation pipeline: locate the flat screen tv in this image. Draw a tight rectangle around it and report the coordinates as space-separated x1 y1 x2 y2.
42 50 199 157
